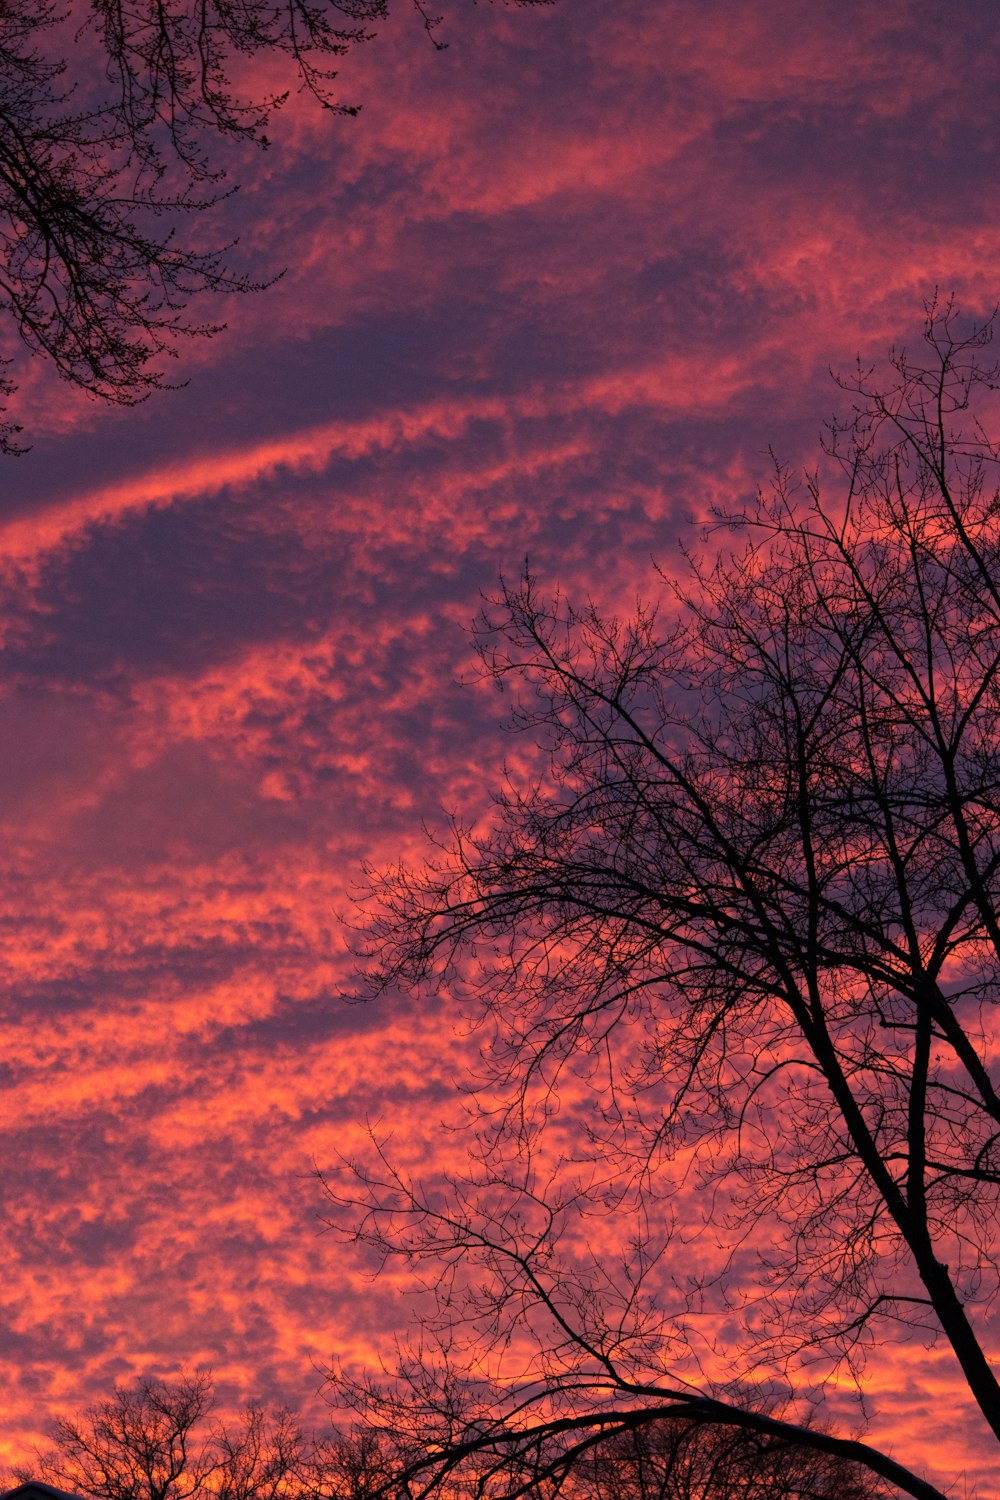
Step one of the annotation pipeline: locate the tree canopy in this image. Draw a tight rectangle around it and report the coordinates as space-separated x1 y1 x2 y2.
327 303 1000 1500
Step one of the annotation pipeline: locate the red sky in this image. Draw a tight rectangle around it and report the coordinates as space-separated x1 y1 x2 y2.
2 0 1000 1493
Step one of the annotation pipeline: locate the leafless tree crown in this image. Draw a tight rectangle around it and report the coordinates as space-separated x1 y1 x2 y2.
22 1373 303 1500
326 303 1000 1500
0 0 550 449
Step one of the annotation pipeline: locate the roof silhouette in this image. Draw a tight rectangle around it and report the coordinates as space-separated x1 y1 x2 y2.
2 1484 87 1500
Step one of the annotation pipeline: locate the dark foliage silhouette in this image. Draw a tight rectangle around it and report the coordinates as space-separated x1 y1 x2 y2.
327 303 1000 1500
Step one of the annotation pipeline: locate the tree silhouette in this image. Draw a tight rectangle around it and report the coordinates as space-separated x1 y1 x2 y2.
328 302 1000 1500
22 1373 302 1500
0 0 549 449
570 1420 885 1500
304 1419 885 1500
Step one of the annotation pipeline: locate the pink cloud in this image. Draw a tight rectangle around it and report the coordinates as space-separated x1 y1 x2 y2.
1 1 999 1493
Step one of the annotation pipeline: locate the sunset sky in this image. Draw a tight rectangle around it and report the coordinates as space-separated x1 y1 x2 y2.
2 0 1000 1493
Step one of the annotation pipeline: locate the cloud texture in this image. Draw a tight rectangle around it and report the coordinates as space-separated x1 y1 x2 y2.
2 0 1000 1492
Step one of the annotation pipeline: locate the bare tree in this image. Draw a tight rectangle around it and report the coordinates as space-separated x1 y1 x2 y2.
300 1419 883 1500
0 0 550 449
326 301 1000 1500
576 1420 884 1500
302 1430 398 1500
22 1373 303 1500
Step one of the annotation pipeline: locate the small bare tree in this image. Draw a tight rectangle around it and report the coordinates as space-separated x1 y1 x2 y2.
23 1373 302 1500
326 302 1000 1500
